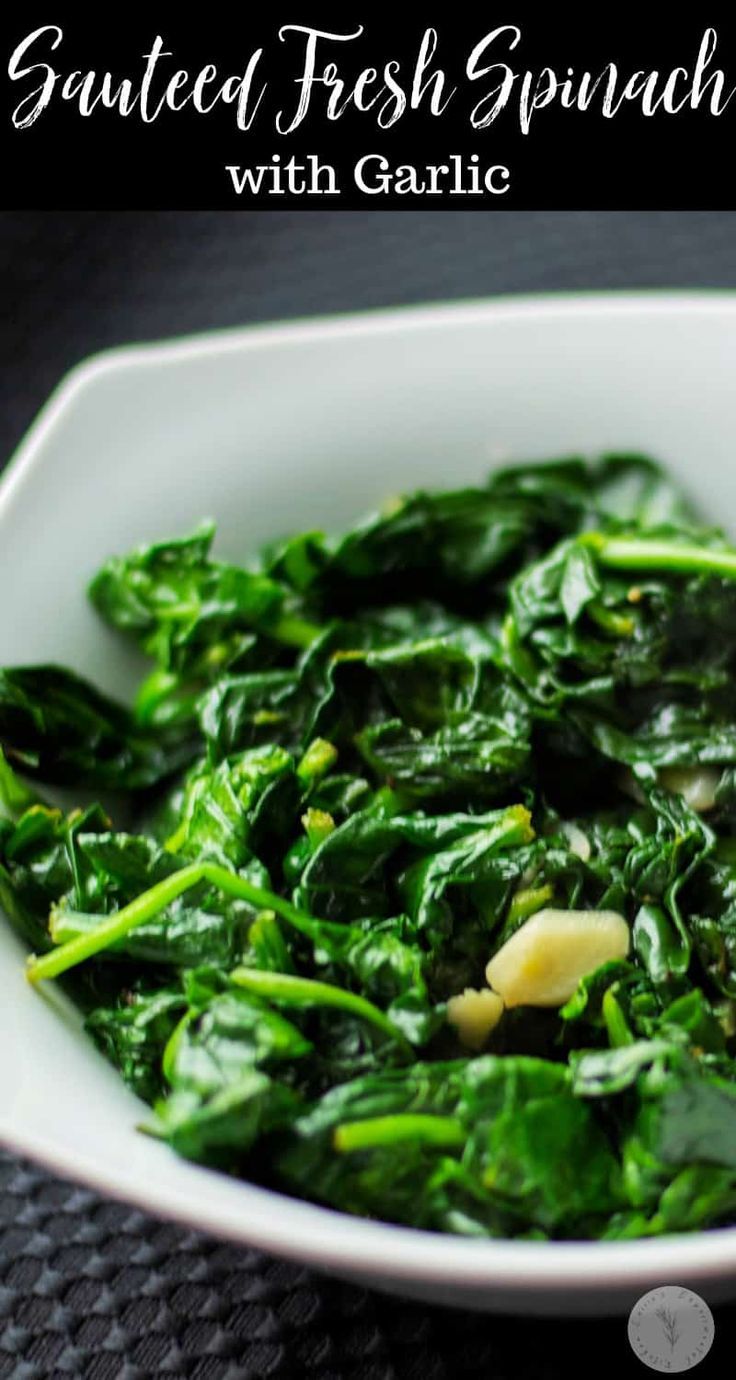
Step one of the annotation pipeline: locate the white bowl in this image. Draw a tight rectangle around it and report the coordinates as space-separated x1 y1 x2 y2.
2 292 736 1315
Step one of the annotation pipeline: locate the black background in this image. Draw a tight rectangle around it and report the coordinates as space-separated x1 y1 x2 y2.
5 11 736 208
1 209 736 1377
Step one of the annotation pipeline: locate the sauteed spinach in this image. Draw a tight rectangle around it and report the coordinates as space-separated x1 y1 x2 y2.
3 454 736 1240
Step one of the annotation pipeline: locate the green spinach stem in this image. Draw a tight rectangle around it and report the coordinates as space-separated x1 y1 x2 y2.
270 612 322 649
230 967 410 1048
333 1114 465 1153
28 863 323 982
584 532 736 579
29 864 409 1048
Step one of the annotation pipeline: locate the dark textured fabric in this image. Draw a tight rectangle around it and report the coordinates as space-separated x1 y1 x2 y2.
0 1150 733 1379
2 210 736 463
1 212 736 1376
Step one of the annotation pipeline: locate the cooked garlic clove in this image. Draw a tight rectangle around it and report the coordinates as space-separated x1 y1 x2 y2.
620 764 722 813
447 987 504 1049
560 821 591 861
658 766 721 813
485 908 630 1008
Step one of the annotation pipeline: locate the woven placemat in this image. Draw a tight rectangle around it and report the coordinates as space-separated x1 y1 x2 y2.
2 211 736 1376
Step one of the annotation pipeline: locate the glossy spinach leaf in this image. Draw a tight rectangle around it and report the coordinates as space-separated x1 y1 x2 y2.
0 666 196 789
5 455 736 1243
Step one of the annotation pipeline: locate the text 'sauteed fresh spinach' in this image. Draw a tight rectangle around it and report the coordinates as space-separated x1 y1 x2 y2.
4 454 736 1241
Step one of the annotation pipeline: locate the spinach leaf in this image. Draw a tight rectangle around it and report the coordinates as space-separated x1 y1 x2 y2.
0 666 196 789
86 985 186 1103
276 1054 622 1235
89 523 318 668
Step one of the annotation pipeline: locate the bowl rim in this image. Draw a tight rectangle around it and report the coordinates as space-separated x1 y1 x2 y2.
3 287 736 1297
4 286 736 518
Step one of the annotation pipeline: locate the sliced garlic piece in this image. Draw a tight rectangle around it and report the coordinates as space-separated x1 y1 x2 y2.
560 821 591 861
446 987 504 1050
658 766 721 813
485 908 630 1008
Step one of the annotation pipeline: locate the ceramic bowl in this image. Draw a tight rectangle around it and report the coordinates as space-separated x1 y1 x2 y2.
2 293 736 1313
